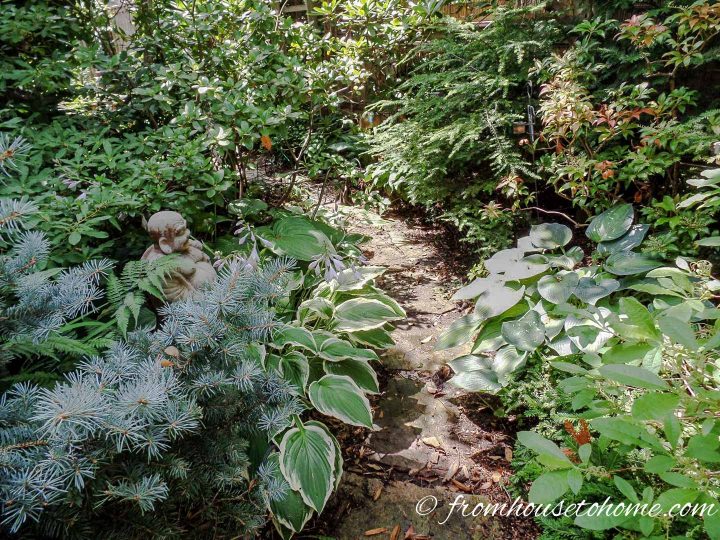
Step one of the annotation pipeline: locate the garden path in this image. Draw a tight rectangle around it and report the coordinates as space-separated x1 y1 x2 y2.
305 203 538 539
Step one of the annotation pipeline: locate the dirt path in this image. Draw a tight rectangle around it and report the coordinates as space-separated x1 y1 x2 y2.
303 207 539 539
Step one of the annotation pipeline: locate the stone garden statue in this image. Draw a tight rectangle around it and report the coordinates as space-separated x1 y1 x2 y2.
141 211 217 302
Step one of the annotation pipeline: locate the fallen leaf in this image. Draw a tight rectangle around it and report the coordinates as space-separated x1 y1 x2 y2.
504 447 513 461
390 524 401 540
444 460 460 482
451 479 473 492
425 381 438 394
373 485 383 501
480 481 492 490
404 525 416 539
364 528 388 536
491 472 502 483
420 336 433 344
422 436 443 449
164 346 180 358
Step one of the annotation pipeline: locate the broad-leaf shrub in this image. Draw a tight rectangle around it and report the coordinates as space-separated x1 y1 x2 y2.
443 205 720 537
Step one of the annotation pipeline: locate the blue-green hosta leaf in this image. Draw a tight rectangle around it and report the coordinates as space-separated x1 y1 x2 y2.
598 364 668 390
586 204 634 242
436 313 483 350
279 424 336 512
548 335 576 356
604 252 663 275
333 298 402 332
324 358 379 394
530 223 572 249
452 275 504 301
485 248 524 274
537 271 579 304
493 346 527 384
596 224 649 255
471 303 529 353
308 375 372 428
448 357 501 393
501 310 545 352
474 285 526 319
265 453 314 533
573 277 619 305
529 470 570 504
503 254 550 281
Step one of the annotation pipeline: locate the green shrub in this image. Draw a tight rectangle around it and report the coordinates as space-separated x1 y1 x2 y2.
365 4 561 256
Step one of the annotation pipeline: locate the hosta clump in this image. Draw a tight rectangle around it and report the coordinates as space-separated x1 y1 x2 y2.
443 204 720 537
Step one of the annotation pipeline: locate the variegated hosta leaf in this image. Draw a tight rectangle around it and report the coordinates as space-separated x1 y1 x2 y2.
332 298 402 332
537 271 579 305
279 424 336 512
265 453 313 534
324 358 379 393
501 310 545 352
308 374 372 427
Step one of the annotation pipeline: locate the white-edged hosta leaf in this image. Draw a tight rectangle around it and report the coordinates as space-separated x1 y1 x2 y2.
305 421 343 490
280 351 310 392
530 223 572 249
324 358 379 394
279 424 336 512
317 337 379 362
308 375 372 427
501 310 545 352
265 453 314 533
333 266 386 291
538 271 579 304
273 325 318 352
333 298 402 332
586 204 634 242
348 328 395 349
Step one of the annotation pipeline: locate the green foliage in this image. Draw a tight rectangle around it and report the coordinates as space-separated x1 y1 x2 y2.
535 2 720 213
446 203 720 538
105 256 179 335
365 5 561 256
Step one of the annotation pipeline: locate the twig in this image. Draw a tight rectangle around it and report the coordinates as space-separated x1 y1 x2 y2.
519 207 585 228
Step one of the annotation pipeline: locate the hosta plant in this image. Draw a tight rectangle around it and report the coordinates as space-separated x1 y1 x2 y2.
442 204 720 537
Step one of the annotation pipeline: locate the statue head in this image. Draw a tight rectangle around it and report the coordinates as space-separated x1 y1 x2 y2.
146 211 191 255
